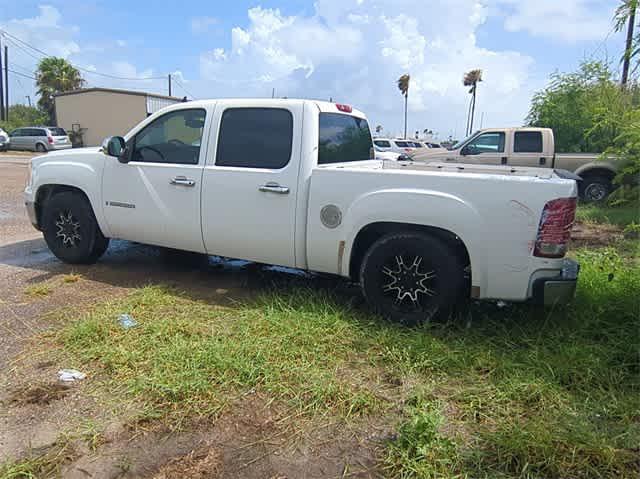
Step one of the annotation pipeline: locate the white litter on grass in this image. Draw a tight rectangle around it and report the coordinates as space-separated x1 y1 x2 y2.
118 314 138 329
58 369 86 382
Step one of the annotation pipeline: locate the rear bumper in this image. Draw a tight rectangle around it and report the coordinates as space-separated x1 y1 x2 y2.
531 259 580 306
49 143 72 150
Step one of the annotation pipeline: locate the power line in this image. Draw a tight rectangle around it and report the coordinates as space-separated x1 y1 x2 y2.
0 29 166 81
7 68 36 80
173 77 197 99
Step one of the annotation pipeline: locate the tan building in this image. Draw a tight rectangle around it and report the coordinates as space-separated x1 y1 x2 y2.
54 88 182 147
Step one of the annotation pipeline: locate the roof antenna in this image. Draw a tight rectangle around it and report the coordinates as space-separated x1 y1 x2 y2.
272 87 275 98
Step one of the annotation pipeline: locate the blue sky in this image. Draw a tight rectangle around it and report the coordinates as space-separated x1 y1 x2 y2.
0 0 626 139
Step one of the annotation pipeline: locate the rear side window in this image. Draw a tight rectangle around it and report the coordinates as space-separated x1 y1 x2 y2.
514 131 543 153
49 128 67 136
216 108 293 169
318 113 372 164
374 140 391 147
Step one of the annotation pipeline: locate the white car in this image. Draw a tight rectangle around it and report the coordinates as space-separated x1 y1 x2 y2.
373 138 417 154
0 128 9 151
25 99 580 323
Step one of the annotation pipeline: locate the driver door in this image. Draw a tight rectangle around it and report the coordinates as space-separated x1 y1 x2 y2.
101 107 211 253
459 131 506 165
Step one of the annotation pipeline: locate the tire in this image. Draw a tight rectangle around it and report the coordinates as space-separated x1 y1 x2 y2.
42 191 109 264
359 232 465 325
580 176 611 202
35 143 47 153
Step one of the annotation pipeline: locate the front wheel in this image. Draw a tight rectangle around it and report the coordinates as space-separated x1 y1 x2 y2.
42 191 109 264
359 233 465 325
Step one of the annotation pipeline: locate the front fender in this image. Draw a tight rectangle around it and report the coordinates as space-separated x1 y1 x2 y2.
29 154 110 237
341 188 488 295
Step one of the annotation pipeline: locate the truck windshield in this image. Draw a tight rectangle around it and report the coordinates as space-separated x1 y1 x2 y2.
451 133 477 150
318 113 372 164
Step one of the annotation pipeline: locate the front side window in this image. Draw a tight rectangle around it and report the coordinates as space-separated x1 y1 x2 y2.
318 113 372 165
374 140 391 147
394 141 411 148
216 108 293 169
131 109 206 164
514 131 543 153
465 132 505 154
10 129 23 137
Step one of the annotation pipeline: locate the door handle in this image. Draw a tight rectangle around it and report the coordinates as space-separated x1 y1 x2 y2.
539 157 547 165
170 176 196 187
259 182 290 194
501 157 508 165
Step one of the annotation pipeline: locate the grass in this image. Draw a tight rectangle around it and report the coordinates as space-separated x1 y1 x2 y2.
576 203 639 227
45 241 639 478
0 437 75 479
23 283 53 298
61 273 81 284
4 205 638 478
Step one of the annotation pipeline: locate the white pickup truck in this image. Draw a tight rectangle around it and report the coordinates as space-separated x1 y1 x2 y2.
25 99 579 323
411 127 618 202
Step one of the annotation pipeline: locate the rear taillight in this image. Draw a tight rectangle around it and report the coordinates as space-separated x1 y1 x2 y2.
47 136 54 144
336 103 352 113
534 197 577 258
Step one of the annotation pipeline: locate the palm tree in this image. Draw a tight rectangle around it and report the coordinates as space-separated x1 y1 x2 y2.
397 74 410 138
463 69 483 135
614 0 639 86
36 57 85 123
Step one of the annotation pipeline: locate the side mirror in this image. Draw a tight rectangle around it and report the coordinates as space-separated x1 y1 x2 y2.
102 136 128 163
460 146 469 156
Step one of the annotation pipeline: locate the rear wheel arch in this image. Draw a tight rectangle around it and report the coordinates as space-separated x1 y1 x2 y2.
577 167 616 201
349 222 471 285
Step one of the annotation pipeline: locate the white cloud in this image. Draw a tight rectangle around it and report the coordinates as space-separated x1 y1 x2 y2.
116 40 127 47
198 0 536 138
491 0 616 43
191 16 219 34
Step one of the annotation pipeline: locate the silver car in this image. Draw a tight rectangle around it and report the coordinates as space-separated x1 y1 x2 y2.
9 126 72 152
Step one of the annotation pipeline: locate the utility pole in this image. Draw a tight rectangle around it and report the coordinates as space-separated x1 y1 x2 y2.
4 45 8 122
622 1 637 87
0 35 4 121
25 95 31 107
168 74 172 96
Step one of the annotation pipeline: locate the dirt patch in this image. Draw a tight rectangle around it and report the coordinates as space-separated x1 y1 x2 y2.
150 447 223 479
571 221 624 248
9 382 70 406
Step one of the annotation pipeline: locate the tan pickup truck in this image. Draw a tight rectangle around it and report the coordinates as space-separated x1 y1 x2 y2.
411 127 617 201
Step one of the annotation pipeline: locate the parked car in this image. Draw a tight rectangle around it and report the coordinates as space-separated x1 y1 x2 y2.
25 99 579 324
411 127 617 201
0 128 8 151
374 145 411 161
373 137 418 154
9 127 72 152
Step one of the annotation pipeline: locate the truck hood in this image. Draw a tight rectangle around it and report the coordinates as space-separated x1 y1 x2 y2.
31 146 104 169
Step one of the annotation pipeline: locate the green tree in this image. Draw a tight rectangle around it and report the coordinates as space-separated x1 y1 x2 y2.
397 74 410 139
526 61 640 153
614 0 639 85
36 57 85 124
0 105 48 133
463 69 482 135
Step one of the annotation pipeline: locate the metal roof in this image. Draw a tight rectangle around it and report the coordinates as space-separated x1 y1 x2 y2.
54 87 182 102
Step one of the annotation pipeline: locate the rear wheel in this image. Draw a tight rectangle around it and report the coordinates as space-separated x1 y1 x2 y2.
42 191 109 264
580 175 611 202
35 143 47 153
359 232 465 325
